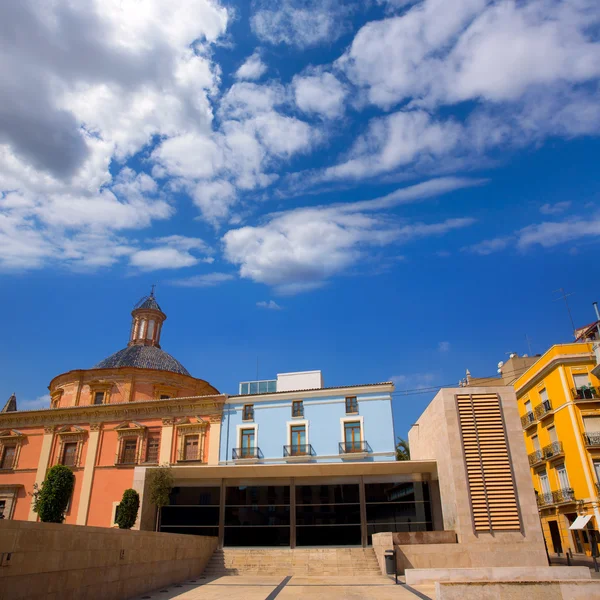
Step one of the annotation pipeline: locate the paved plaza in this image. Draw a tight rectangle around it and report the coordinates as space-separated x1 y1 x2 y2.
132 575 435 600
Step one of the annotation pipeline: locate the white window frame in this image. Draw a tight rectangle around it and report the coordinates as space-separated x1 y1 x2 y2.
340 415 364 444
555 463 570 490
236 423 258 449
286 420 309 447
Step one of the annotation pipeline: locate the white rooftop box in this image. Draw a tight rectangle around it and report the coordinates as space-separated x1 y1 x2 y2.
276 370 323 392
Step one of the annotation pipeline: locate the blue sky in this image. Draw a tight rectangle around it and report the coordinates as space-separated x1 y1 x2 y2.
1 0 600 438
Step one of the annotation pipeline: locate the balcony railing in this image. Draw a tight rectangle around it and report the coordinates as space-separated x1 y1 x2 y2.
584 432 600 447
232 447 263 460
553 487 576 504
542 441 564 460
521 411 537 429
178 448 204 463
537 492 553 507
115 449 138 465
528 450 543 466
534 399 553 419
283 444 316 457
572 386 599 401
339 441 372 454
536 488 576 508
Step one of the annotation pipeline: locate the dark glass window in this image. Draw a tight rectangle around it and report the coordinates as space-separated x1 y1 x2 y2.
296 484 360 505
161 526 219 537
296 504 360 526
225 506 290 526
292 400 304 417
225 526 290 546
169 486 221 506
160 394 170 400
296 525 360 546
94 391 105 405
345 396 358 414
242 405 254 421
226 485 290 506
161 506 220 526
365 482 430 503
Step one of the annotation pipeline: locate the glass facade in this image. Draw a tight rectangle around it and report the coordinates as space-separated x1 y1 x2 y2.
239 380 277 395
160 480 433 547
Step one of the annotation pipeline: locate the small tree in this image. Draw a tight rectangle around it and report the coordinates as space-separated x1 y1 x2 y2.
396 437 410 461
147 465 174 531
115 488 139 529
33 465 75 523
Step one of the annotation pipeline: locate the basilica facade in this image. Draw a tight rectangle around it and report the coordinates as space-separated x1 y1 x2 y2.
0 293 225 526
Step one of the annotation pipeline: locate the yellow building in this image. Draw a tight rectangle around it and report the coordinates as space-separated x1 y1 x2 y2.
514 341 600 557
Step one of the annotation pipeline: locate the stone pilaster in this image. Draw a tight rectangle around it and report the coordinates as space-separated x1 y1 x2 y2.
159 418 174 464
28 426 55 521
207 415 222 465
76 423 102 525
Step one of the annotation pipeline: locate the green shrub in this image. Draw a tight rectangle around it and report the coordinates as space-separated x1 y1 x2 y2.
115 488 139 529
33 465 75 523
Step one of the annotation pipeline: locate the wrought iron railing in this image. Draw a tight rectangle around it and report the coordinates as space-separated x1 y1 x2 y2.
553 487 575 504
542 441 564 459
178 447 204 462
115 448 138 465
584 432 600 446
528 450 543 466
536 492 553 507
232 447 263 460
339 441 372 454
521 411 536 428
534 399 553 419
572 386 599 400
283 444 315 457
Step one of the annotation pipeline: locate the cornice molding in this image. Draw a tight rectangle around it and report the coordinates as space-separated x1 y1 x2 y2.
515 353 595 395
0 395 227 429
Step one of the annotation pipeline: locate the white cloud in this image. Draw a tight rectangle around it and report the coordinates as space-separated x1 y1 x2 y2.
438 341 450 352
20 394 51 411
223 178 476 294
517 215 600 248
464 236 512 255
389 373 437 390
129 235 212 271
235 51 268 80
293 72 347 119
257 300 282 310
540 201 572 215
169 272 236 287
339 0 600 109
251 0 354 49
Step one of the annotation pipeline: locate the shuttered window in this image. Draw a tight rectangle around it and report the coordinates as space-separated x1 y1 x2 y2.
457 393 521 533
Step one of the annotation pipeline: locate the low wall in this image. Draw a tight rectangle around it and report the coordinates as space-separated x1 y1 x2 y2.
436 580 600 599
397 540 548 574
0 519 217 600
405 566 590 585
393 531 456 545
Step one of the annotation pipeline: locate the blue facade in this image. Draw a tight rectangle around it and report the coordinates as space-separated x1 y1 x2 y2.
219 385 396 463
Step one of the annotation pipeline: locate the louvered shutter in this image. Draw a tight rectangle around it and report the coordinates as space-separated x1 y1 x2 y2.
457 393 522 533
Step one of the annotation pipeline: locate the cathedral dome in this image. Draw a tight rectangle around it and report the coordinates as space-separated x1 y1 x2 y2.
92 289 190 376
93 345 190 376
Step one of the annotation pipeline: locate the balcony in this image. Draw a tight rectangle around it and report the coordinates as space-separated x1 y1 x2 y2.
542 441 564 462
177 448 204 463
339 441 372 457
553 487 576 504
115 451 138 466
528 450 544 466
536 492 553 508
283 444 316 460
232 447 263 461
521 411 537 430
583 432 600 447
571 386 600 402
592 344 600 379
534 399 553 420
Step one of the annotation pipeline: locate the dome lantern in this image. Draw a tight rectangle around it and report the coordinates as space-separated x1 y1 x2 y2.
128 287 166 349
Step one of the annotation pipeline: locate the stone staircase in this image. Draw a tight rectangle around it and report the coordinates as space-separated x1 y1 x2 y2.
202 547 383 577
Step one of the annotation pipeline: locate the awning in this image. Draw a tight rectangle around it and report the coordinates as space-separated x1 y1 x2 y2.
569 515 593 530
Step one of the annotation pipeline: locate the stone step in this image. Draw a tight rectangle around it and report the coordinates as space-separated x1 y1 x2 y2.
202 547 382 577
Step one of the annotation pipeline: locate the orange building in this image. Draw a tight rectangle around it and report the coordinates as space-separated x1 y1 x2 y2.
0 292 225 527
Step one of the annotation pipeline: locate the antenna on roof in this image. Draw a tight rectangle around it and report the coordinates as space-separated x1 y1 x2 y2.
553 287 576 337
150 284 156 297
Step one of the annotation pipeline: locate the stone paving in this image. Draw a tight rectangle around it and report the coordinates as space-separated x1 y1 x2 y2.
132 575 436 600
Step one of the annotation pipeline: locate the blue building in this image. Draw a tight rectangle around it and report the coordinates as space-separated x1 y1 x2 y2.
219 370 396 464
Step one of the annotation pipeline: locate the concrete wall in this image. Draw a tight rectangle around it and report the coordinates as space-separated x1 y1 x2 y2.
409 387 546 555
436 580 600 599
0 519 217 600
220 387 395 463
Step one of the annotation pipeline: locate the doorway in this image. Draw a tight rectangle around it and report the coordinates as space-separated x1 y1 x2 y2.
548 520 563 554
